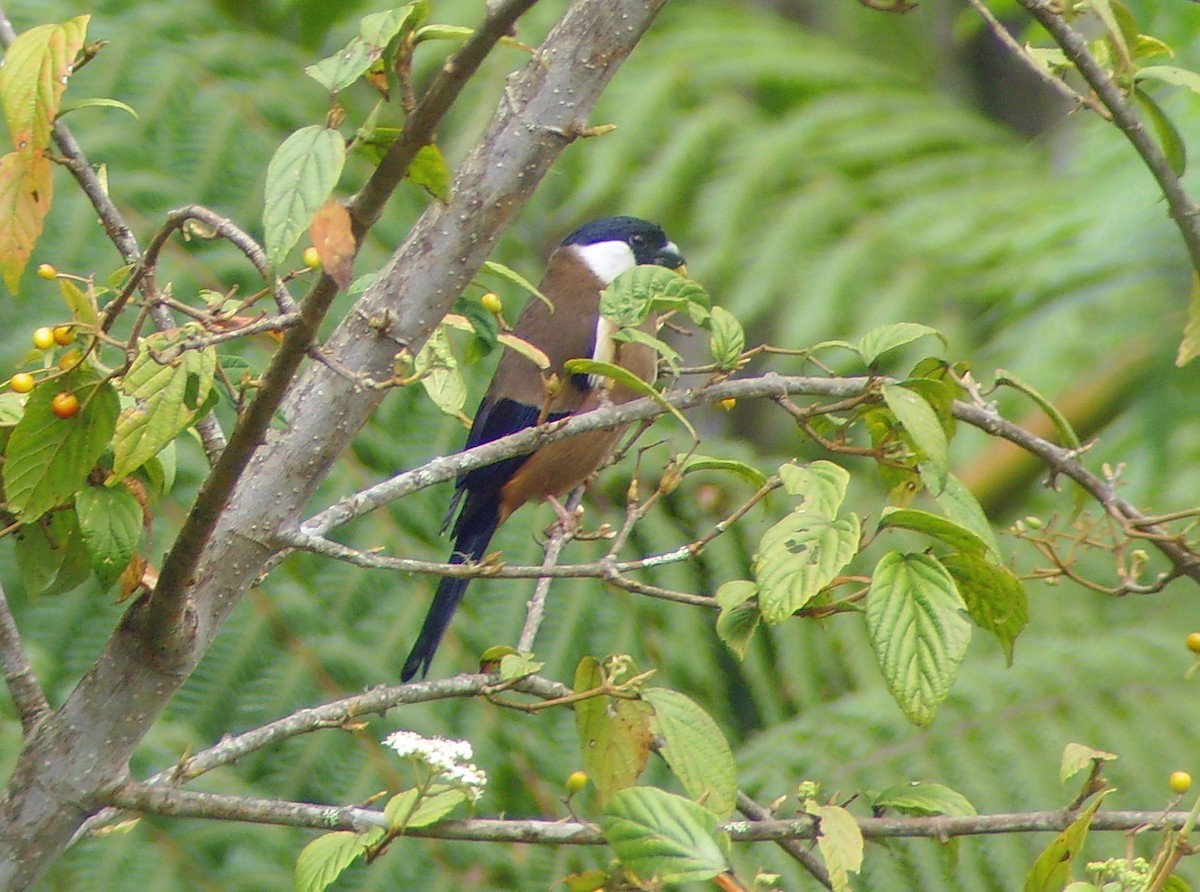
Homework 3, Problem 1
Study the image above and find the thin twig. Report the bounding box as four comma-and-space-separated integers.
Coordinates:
737, 792, 832, 890
517, 488, 584, 652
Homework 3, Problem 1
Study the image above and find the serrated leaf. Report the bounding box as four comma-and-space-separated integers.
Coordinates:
111, 332, 216, 480
75, 483, 143, 590
877, 507, 989, 556
1023, 793, 1108, 892
407, 143, 450, 203
0, 151, 53, 291
263, 126, 345, 266
856, 323, 944, 366
807, 802, 862, 892
480, 260, 551, 310
643, 688, 737, 820
754, 512, 860, 623
294, 829, 382, 892
4, 370, 118, 521
881, 383, 949, 493
1059, 742, 1118, 785
13, 508, 91, 597
872, 782, 977, 817
939, 552, 1027, 665
384, 785, 467, 830
778, 460, 850, 516
866, 552, 972, 727
675, 453, 767, 487
933, 473, 1003, 557
708, 305, 745, 369
601, 787, 728, 885
574, 657, 653, 805
600, 266, 710, 328
0, 16, 89, 157
1133, 86, 1186, 176
414, 325, 465, 418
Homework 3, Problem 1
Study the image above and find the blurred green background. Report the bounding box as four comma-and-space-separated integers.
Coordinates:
3, 0, 1200, 888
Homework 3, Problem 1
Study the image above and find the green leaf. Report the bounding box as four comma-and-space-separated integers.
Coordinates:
0, 391, 25, 426
993, 368, 1082, 450
1090, 0, 1131, 71
384, 785, 467, 830
480, 260, 551, 310
866, 552, 972, 727
13, 508, 91, 597
574, 657, 653, 806
0, 15, 89, 157
600, 266, 710, 328
111, 331, 216, 480
1059, 742, 1117, 786
778, 460, 850, 516
1178, 274, 1200, 367
563, 358, 695, 439
611, 327, 682, 370
856, 322, 944, 366
4, 370, 119, 521
1133, 87, 1186, 176
1023, 793, 1108, 892
807, 802, 862, 892
643, 688, 738, 820
675, 453, 767, 487
75, 483, 143, 590
708, 305, 745, 369
407, 143, 450, 202
294, 829, 382, 892
305, 38, 375, 93
58, 278, 99, 330
715, 596, 760, 660
753, 512, 860, 623
601, 787, 728, 885
881, 383, 949, 493
877, 507, 990, 556
1137, 65, 1200, 93
872, 782, 977, 817
933, 473, 1003, 558
359, 3, 423, 46
263, 126, 346, 266
939, 552, 1028, 665
498, 651, 542, 680
414, 325, 465, 418
57, 97, 139, 120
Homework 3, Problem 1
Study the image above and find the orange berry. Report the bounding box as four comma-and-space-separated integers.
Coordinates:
36, 263, 57, 280
50, 391, 79, 419
9, 373, 34, 394
32, 327, 55, 350
1170, 771, 1193, 794
52, 325, 74, 346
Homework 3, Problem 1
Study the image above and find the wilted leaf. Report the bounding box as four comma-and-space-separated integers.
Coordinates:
309, 199, 355, 288
0, 151, 52, 291
574, 656, 653, 805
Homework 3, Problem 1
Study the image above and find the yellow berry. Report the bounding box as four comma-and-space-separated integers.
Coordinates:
1170, 771, 1193, 794
481, 292, 503, 314
565, 771, 588, 795
9, 373, 34, 394
32, 327, 55, 350
57, 349, 83, 371
717, 397, 736, 411
36, 263, 57, 280
303, 246, 321, 270
1187, 632, 1200, 654
51, 391, 79, 419
52, 325, 74, 346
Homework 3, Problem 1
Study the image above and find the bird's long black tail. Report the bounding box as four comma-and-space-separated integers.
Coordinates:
401, 513, 499, 681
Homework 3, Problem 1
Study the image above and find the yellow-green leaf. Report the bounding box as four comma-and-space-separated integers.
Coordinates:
644, 688, 738, 820
415, 324, 465, 418
383, 785, 467, 830
881, 383, 949, 493
601, 788, 728, 885
294, 829, 382, 892
1059, 742, 1117, 786
263, 126, 345, 266
0, 15, 89, 157
1023, 793, 1109, 892
779, 460, 850, 516
0, 150, 53, 291
754, 512, 860, 623
574, 656, 652, 806
807, 802, 863, 892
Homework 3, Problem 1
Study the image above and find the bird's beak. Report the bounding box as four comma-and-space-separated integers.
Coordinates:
656, 241, 687, 278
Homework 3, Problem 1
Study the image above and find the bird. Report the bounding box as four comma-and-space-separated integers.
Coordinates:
400, 216, 686, 681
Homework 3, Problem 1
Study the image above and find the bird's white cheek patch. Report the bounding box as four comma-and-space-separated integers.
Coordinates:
574, 240, 636, 284
589, 317, 619, 387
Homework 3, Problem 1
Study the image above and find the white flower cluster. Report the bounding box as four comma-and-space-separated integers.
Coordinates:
383, 730, 488, 799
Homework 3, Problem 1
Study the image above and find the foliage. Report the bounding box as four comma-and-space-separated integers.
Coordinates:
1, 0, 1200, 890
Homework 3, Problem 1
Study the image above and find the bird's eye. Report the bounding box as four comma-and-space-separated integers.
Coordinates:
630, 233, 646, 247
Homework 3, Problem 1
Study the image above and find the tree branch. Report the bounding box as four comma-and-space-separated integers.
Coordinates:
1013, 0, 1200, 275
0, 581, 48, 735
